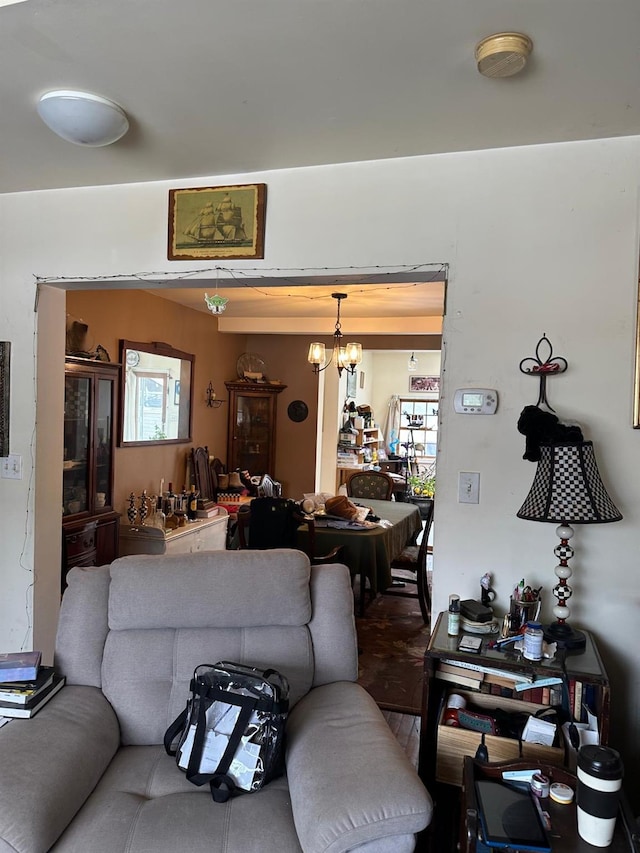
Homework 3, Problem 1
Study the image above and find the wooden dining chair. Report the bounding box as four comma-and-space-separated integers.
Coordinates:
385, 497, 434, 623
346, 470, 394, 501
236, 497, 344, 564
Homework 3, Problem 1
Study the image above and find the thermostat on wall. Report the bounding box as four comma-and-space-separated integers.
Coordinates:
454, 389, 498, 414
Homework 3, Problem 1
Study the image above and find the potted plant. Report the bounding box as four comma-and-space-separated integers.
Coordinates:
407, 472, 435, 498
407, 468, 435, 519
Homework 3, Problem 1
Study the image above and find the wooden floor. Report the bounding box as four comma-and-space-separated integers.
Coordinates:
382, 710, 420, 768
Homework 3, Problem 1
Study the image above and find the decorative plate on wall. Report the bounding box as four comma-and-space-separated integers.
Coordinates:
287, 400, 309, 422
236, 352, 265, 379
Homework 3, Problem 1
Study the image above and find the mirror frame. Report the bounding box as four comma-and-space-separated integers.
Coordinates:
118, 340, 195, 446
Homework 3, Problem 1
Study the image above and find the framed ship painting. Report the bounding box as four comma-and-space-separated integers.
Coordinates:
168, 183, 266, 260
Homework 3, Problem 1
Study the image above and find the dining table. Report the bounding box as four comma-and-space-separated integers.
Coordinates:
299, 498, 423, 616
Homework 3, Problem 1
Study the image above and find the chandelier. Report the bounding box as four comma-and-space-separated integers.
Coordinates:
307, 293, 362, 377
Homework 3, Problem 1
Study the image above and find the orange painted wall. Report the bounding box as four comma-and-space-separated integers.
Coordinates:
66, 290, 247, 515
65, 291, 439, 508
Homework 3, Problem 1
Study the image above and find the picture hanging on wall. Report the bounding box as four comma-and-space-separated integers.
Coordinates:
168, 183, 266, 260
409, 375, 440, 393
0, 341, 10, 456
346, 370, 357, 398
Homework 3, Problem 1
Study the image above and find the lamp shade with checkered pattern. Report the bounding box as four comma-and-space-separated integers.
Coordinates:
517, 441, 622, 524
517, 441, 621, 649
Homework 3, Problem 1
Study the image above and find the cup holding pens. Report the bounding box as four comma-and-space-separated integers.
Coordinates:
508, 593, 542, 634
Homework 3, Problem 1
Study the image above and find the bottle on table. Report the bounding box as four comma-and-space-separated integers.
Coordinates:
448, 594, 460, 637
187, 485, 199, 521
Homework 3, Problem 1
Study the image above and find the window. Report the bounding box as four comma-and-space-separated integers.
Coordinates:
398, 398, 438, 473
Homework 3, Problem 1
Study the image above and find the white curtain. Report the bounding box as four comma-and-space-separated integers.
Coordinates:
382, 395, 401, 455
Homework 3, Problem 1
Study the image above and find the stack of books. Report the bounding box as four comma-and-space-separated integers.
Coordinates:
436, 658, 564, 706
0, 651, 65, 719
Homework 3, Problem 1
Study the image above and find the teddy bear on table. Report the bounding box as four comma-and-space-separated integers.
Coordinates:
517, 405, 584, 462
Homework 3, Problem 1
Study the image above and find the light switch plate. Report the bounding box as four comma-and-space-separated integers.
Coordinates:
1, 454, 23, 480
458, 471, 480, 503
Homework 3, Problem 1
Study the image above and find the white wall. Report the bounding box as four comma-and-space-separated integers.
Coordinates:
370, 350, 442, 443
1, 136, 639, 796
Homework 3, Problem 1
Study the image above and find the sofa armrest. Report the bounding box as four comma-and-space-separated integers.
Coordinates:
285, 681, 432, 853
0, 685, 120, 853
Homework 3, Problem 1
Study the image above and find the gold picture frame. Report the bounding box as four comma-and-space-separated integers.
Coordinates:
168, 183, 266, 260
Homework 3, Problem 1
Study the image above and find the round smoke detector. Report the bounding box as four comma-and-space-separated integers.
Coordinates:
475, 32, 533, 78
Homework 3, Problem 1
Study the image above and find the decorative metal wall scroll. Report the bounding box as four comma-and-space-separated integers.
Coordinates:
519, 334, 567, 412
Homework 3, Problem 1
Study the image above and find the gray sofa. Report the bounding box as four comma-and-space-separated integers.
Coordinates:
0, 549, 432, 852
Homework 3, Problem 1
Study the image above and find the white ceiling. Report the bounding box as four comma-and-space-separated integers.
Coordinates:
148, 276, 446, 334
4, 0, 640, 197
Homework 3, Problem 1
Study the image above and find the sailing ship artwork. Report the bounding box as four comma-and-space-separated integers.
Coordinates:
168, 183, 266, 260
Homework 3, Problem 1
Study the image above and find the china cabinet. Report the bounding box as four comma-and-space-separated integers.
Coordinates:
62, 357, 121, 589
224, 381, 286, 476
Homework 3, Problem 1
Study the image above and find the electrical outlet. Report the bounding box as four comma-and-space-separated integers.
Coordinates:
458, 471, 480, 504
1, 454, 23, 480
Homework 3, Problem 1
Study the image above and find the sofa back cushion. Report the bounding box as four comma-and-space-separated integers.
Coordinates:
102, 550, 316, 744
56, 550, 359, 746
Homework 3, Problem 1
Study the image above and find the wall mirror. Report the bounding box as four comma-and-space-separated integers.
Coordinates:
119, 340, 194, 446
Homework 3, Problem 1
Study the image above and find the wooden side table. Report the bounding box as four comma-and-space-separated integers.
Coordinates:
419, 612, 611, 789
461, 757, 640, 852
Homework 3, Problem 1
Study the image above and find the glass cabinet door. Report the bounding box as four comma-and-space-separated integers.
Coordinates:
95, 377, 114, 509
232, 392, 274, 474
63, 360, 119, 518
63, 375, 90, 516
225, 381, 286, 478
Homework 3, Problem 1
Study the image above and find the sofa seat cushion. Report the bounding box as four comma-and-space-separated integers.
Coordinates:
52, 746, 303, 853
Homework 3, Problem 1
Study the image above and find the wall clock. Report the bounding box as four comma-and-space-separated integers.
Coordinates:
287, 400, 309, 423
126, 350, 140, 367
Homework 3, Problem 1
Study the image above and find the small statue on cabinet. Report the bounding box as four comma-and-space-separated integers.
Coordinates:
480, 572, 496, 608
127, 492, 138, 526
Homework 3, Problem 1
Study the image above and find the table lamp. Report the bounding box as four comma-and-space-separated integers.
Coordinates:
517, 441, 622, 649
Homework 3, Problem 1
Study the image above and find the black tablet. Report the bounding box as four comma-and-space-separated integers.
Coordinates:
475, 779, 551, 853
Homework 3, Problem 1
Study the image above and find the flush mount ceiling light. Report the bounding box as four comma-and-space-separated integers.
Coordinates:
36, 90, 129, 146
475, 32, 533, 78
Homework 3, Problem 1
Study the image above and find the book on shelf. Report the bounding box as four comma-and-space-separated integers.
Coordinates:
0, 674, 65, 718
435, 668, 483, 690
0, 651, 41, 683
514, 676, 564, 694
440, 658, 534, 683
573, 679, 583, 722
0, 665, 55, 705
483, 671, 520, 691
568, 678, 576, 718
517, 686, 545, 704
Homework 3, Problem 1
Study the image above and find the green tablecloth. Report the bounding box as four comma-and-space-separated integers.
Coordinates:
300, 498, 423, 596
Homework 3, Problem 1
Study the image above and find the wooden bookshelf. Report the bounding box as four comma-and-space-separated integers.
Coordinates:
419, 611, 611, 790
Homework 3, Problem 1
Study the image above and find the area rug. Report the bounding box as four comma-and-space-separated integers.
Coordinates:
356, 592, 431, 715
